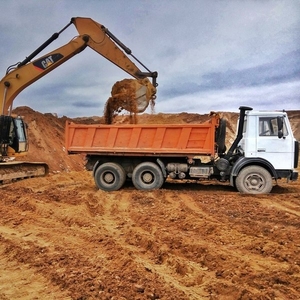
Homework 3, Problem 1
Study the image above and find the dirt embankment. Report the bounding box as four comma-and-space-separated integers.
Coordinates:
0, 106, 299, 299
13, 106, 299, 174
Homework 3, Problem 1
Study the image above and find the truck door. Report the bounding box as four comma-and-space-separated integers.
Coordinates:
256, 116, 294, 169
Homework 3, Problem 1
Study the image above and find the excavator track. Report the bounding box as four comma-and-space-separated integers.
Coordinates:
0, 161, 49, 183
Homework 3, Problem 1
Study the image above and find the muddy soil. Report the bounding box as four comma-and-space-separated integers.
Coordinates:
1, 172, 300, 300
0, 107, 299, 299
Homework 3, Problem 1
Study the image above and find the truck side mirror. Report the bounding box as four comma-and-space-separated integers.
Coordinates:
277, 116, 284, 139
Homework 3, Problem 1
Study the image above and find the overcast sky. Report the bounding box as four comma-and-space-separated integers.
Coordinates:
0, 0, 299, 117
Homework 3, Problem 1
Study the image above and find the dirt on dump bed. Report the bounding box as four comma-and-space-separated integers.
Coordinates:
0, 107, 299, 299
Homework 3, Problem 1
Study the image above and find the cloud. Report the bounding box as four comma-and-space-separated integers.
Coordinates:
0, 0, 299, 117
196, 50, 300, 91
156, 80, 300, 114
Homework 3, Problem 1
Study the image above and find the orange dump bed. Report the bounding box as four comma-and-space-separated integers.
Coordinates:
65, 115, 219, 157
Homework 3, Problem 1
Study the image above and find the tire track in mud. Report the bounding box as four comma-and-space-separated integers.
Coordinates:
260, 196, 300, 218
96, 190, 210, 299
0, 177, 192, 299
0, 173, 300, 299
0, 242, 71, 300
0, 178, 125, 299
95, 188, 299, 299
180, 190, 297, 299
182, 189, 300, 299
120, 185, 300, 299
0, 189, 96, 299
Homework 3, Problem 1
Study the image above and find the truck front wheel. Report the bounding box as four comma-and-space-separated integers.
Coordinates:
94, 162, 126, 191
132, 162, 164, 190
235, 165, 273, 194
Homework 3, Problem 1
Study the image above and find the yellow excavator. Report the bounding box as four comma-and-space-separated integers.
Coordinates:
0, 17, 158, 181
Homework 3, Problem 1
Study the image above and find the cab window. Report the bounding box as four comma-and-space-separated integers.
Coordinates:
14, 118, 27, 142
259, 117, 288, 137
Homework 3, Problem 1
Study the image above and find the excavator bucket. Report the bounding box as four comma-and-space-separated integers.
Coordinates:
135, 84, 151, 112
104, 78, 156, 124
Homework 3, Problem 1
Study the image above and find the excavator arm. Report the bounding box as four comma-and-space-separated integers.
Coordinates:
0, 17, 158, 116
73, 17, 157, 83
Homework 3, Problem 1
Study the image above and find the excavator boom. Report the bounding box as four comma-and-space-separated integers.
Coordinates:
0, 17, 158, 181
73, 17, 156, 81
1, 35, 88, 115
1, 17, 157, 116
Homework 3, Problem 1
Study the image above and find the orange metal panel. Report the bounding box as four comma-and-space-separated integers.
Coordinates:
65, 114, 219, 157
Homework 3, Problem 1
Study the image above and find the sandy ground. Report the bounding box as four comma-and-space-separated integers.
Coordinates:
0, 107, 299, 299
0, 172, 300, 299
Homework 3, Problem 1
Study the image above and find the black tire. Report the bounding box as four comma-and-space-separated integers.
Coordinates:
132, 162, 164, 190
94, 162, 126, 191
235, 166, 273, 194
216, 118, 226, 154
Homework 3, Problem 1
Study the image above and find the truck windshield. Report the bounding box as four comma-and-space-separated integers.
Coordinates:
259, 117, 288, 137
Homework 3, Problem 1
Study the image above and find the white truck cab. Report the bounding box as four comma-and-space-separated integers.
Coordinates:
230, 107, 299, 193
240, 110, 297, 170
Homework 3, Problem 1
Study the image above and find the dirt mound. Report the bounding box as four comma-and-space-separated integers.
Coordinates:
13, 106, 84, 173
288, 110, 300, 141
12, 107, 300, 174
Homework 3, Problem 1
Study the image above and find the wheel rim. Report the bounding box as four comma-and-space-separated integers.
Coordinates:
244, 173, 265, 192
103, 171, 115, 184
141, 171, 154, 184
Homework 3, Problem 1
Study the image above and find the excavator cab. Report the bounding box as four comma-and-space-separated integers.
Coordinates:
0, 115, 28, 159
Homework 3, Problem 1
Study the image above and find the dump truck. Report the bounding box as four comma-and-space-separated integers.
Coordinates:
65, 106, 299, 194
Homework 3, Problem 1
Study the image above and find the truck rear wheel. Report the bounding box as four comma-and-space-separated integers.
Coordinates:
235, 165, 273, 194
132, 162, 164, 190
94, 162, 126, 191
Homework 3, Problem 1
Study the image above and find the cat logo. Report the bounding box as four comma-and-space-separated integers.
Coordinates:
33, 53, 64, 71
41, 56, 54, 68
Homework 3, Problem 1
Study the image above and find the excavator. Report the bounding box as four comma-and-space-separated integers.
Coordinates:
0, 17, 158, 182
